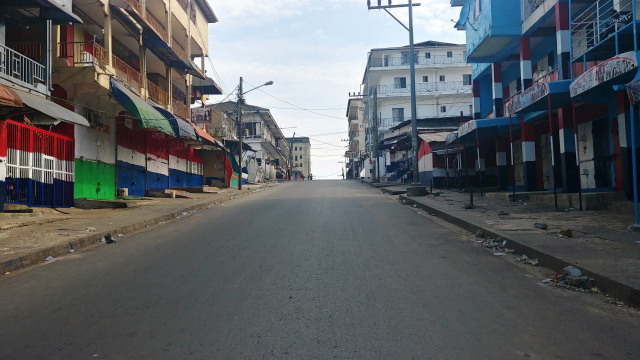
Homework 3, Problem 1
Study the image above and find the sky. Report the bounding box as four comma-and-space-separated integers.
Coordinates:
204, 0, 466, 180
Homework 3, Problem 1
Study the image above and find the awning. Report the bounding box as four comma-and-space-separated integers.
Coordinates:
2, 0, 85, 24
152, 105, 198, 141
143, 35, 194, 71
192, 77, 223, 95
445, 131, 458, 145
191, 122, 226, 149
571, 51, 639, 98
505, 79, 571, 116
0, 84, 23, 107
456, 117, 514, 144
14, 89, 90, 127
110, 78, 176, 137
418, 132, 450, 143
187, 60, 206, 79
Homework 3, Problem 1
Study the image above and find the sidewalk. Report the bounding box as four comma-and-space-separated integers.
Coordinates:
365, 180, 640, 308
0, 184, 274, 274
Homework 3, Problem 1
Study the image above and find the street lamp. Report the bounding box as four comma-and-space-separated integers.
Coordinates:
368, 0, 422, 187
237, 77, 274, 190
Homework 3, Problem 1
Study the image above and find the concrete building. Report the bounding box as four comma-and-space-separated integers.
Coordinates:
346, 97, 367, 179
286, 137, 311, 180
212, 102, 290, 183
361, 40, 473, 183
448, 0, 640, 208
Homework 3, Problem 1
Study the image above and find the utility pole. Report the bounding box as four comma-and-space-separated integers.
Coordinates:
237, 77, 244, 190
368, 0, 423, 188
372, 88, 379, 183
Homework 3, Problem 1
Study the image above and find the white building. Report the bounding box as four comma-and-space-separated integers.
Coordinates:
286, 137, 311, 180
346, 97, 368, 179
362, 40, 473, 180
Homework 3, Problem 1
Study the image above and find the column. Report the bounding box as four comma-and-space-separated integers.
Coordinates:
496, 138, 509, 190
521, 119, 537, 191
520, 37, 532, 90
558, 107, 579, 192
492, 63, 503, 117
617, 92, 633, 198
473, 80, 481, 119
556, 2, 571, 80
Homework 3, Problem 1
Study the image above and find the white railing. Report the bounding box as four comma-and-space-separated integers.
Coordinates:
522, 0, 547, 21
0, 43, 45, 88
377, 81, 471, 95
571, 0, 637, 59
369, 54, 466, 68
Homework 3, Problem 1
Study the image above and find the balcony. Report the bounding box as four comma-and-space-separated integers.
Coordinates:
173, 97, 188, 119
113, 55, 141, 92
59, 41, 109, 68
171, 38, 187, 59
114, 0, 168, 42
376, 81, 471, 96
0, 43, 45, 89
571, 0, 638, 60
147, 80, 169, 108
369, 54, 466, 69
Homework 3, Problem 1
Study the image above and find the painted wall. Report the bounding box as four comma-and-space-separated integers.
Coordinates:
74, 119, 117, 200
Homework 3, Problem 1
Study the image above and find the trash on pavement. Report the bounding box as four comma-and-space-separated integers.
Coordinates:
45, 256, 54, 261
105, 234, 116, 244
493, 252, 505, 256
534, 223, 548, 230
497, 210, 509, 216
502, 239, 507, 247
85, 227, 96, 232
475, 230, 484, 238
559, 229, 573, 237
627, 224, 640, 232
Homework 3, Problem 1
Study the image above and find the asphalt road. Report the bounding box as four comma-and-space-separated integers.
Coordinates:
0, 180, 639, 359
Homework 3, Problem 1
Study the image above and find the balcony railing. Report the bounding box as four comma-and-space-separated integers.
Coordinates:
145, 11, 168, 42
171, 38, 187, 59
113, 55, 141, 92
0, 43, 45, 88
175, 0, 196, 23
376, 81, 471, 96
7, 42, 42, 63
571, 0, 637, 59
503, 68, 559, 115
173, 97, 188, 119
522, 0, 547, 21
369, 54, 466, 68
147, 80, 169, 108
59, 41, 109, 68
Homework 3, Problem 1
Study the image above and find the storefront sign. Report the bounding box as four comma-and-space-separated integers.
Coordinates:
505, 82, 549, 114
191, 107, 211, 125
570, 51, 638, 97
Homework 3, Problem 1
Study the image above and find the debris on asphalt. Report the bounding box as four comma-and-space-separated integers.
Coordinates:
69, 249, 74, 253
464, 203, 475, 209
475, 230, 484, 238
606, 298, 626, 307
493, 252, 505, 256
85, 227, 96, 232
480, 238, 515, 254
412, 204, 418, 208
541, 265, 598, 292
502, 239, 507, 247
117, 233, 123, 237
4, 272, 10, 275
99, 237, 105, 242
105, 233, 116, 244
417, 212, 422, 215
45, 256, 54, 261
627, 224, 640, 232
559, 229, 573, 237
497, 210, 509, 216
534, 222, 548, 230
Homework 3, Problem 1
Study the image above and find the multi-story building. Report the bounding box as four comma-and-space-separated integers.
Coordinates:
212, 102, 290, 183
0, 0, 226, 209
361, 40, 473, 183
346, 97, 367, 179
449, 0, 640, 207
286, 137, 311, 180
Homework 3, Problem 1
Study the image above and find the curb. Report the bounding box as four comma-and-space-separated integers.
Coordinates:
1, 187, 262, 274
397, 194, 640, 308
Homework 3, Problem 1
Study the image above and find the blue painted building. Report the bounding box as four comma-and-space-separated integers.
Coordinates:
450, 0, 640, 209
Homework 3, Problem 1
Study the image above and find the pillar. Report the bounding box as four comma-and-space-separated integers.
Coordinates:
556, 2, 571, 80
558, 107, 579, 192
520, 37, 532, 90
473, 80, 481, 119
617, 92, 634, 198
521, 119, 537, 191
496, 138, 509, 190
492, 63, 503, 117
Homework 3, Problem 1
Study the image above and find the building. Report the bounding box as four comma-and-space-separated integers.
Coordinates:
0, 0, 226, 210
287, 137, 311, 180
361, 40, 473, 183
449, 0, 640, 208
211, 102, 290, 183
346, 97, 367, 179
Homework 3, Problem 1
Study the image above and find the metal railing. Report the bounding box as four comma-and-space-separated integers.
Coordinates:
113, 55, 141, 92
7, 42, 42, 62
171, 38, 187, 59
145, 11, 168, 42
0, 43, 45, 88
376, 81, 471, 95
369, 54, 466, 68
58, 41, 109, 68
571, 0, 637, 59
175, 0, 196, 23
173, 97, 188, 119
147, 80, 169, 108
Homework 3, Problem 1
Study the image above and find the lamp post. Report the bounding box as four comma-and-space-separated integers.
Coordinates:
237, 77, 274, 190
368, 0, 422, 186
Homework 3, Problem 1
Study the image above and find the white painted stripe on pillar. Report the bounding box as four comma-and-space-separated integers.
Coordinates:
496, 152, 507, 166
0, 155, 5, 181
618, 113, 628, 148
474, 97, 481, 112
117, 145, 146, 168
520, 60, 532, 81
559, 128, 566, 153
147, 153, 169, 176
557, 30, 571, 53
522, 141, 536, 162
493, 83, 503, 98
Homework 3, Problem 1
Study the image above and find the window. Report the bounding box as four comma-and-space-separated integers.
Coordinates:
463, 74, 472, 85
473, 0, 481, 18
392, 108, 405, 123
295, 155, 298, 161
439, 75, 446, 82
425, 52, 431, 59
394, 77, 407, 89
401, 51, 418, 64
447, 51, 453, 58
440, 106, 447, 113
423, 76, 429, 83
384, 55, 390, 67
295, 146, 297, 151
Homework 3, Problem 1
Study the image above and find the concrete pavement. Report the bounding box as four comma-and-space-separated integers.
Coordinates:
366, 180, 640, 308
0, 184, 274, 274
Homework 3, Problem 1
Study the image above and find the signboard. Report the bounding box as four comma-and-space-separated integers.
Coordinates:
570, 51, 638, 97
191, 107, 211, 125
458, 120, 478, 138
505, 82, 549, 115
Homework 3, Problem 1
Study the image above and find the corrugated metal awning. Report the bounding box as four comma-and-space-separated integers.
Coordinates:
15, 89, 89, 127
